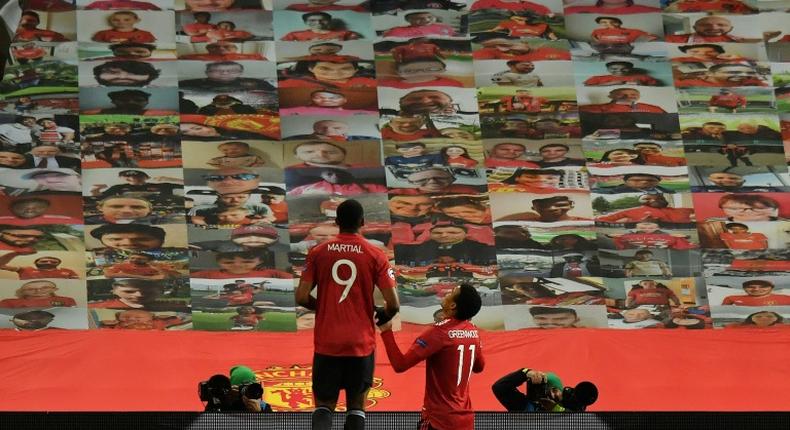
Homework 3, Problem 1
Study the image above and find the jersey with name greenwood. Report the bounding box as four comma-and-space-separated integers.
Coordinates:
303, 233, 396, 356
381, 318, 484, 430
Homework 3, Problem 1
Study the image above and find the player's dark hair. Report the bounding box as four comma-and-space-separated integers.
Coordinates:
539, 143, 569, 151
119, 169, 149, 178
743, 279, 774, 288
623, 173, 660, 181
724, 222, 748, 229
109, 42, 156, 52
219, 141, 249, 148
193, 12, 211, 19
22, 11, 40, 21
744, 311, 782, 325
15, 116, 35, 124
14, 310, 54, 321
605, 61, 633, 68
90, 224, 165, 242
405, 11, 435, 19
93, 60, 161, 79
302, 12, 331, 21
678, 44, 724, 54
108, 89, 150, 100
454, 283, 482, 321
11, 197, 49, 207
532, 196, 571, 207
630, 280, 669, 290
595, 16, 622, 24
336, 199, 364, 232
635, 250, 653, 256
216, 21, 236, 29
206, 61, 243, 70
34, 256, 61, 264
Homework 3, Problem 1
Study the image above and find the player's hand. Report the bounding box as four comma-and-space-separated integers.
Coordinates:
374, 306, 394, 328
378, 319, 393, 332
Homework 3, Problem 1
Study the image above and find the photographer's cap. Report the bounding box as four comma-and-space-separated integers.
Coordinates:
546, 372, 563, 391
229, 365, 257, 385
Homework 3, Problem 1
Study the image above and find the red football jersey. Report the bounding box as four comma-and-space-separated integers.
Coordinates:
0, 296, 76, 308
17, 267, 79, 279
710, 94, 747, 108
721, 294, 790, 306
591, 28, 650, 44
92, 29, 156, 43
381, 318, 485, 430
303, 233, 396, 356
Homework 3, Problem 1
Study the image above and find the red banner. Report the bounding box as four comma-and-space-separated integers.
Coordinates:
2, 327, 790, 412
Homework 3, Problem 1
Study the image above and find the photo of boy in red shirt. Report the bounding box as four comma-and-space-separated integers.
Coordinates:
91, 11, 156, 43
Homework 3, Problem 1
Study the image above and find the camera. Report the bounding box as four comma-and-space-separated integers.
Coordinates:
238, 382, 264, 400
199, 374, 232, 411
198, 374, 264, 412
525, 379, 551, 401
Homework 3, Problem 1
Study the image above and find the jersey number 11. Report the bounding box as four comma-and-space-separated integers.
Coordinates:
456, 344, 476, 386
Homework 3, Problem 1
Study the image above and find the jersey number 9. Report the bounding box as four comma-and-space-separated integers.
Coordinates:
332, 259, 357, 303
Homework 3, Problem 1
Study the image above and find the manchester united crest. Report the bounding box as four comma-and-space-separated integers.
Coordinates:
256, 364, 391, 412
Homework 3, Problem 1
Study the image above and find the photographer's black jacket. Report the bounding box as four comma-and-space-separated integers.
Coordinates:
492, 368, 536, 412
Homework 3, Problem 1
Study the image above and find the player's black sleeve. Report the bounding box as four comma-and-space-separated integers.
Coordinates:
492, 368, 530, 412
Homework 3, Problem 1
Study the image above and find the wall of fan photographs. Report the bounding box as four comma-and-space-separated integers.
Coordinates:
1, 0, 789, 333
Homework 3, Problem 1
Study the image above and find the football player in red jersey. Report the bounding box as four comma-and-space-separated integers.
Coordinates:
378, 284, 484, 430
295, 200, 400, 430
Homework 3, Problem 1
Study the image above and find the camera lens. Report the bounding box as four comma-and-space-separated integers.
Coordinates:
241, 382, 264, 399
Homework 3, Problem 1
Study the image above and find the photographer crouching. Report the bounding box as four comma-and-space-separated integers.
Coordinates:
199, 365, 273, 412
492, 368, 598, 412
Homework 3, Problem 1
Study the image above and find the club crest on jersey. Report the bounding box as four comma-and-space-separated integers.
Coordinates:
257, 364, 391, 411
387, 268, 395, 279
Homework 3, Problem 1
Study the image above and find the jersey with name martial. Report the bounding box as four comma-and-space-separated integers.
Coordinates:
417, 318, 484, 430
304, 233, 396, 357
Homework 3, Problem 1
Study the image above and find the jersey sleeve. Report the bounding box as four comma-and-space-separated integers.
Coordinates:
301, 247, 318, 286
380, 326, 445, 372
472, 339, 485, 373
375, 252, 396, 290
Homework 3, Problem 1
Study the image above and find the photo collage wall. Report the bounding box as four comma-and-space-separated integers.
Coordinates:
1, 0, 789, 332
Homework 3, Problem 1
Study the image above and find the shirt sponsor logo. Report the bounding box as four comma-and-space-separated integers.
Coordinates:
416, 338, 428, 348
327, 243, 363, 253
448, 330, 478, 339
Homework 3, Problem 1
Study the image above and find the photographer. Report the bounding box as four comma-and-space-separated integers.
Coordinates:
492, 368, 598, 412
199, 365, 272, 412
